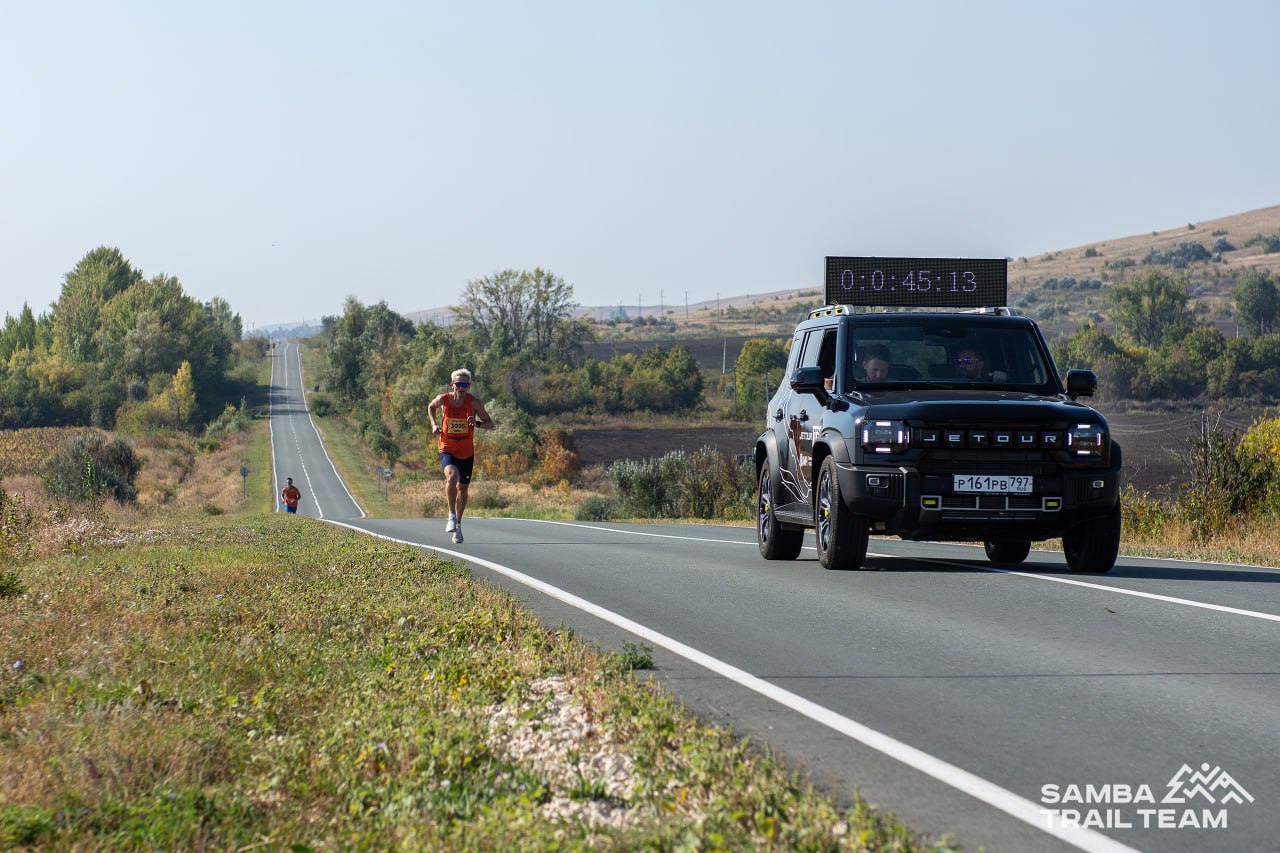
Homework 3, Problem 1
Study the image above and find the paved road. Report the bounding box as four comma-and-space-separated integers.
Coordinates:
269, 344, 1280, 853
268, 342, 364, 520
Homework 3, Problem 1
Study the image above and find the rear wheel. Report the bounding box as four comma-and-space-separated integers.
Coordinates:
984, 539, 1031, 564
815, 456, 868, 570
758, 465, 803, 560
1063, 501, 1121, 573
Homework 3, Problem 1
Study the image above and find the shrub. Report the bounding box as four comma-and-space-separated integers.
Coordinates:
1179, 414, 1268, 542
608, 454, 684, 518
607, 449, 754, 520
309, 393, 334, 417
1, 484, 35, 568
1120, 484, 1169, 539
575, 496, 616, 521
200, 502, 224, 516
361, 417, 400, 465
536, 426, 579, 483
43, 433, 141, 503
469, 488, 512, 510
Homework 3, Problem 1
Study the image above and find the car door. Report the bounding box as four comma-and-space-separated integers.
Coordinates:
779, 326, 835, 511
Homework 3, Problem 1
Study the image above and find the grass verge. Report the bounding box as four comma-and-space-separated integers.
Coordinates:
0, 515, 949, 851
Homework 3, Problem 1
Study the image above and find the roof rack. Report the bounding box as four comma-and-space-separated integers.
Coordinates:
807, 304, 1018, 320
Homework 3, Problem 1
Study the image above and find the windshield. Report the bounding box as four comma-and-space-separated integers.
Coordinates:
848, 320, 1054, 390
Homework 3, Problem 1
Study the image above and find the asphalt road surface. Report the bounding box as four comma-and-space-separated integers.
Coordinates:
269, 343, 1280, 853
269, 342, 365, 521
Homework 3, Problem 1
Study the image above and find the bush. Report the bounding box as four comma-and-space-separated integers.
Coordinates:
575, 496, 616, 521
1120, 484, 1169, 539
43, 433, 141, 503
469, 488, 512, 510
309, 394, 334, 417
607, 448, 754, 520
608, 454, 684, 518
1, 484, 35, 569
535, 426, 579, 483
1179, 414, 1268, 542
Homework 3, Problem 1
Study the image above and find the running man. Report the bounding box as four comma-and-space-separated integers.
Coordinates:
427, 368, 495, 543
280, 477, 301, 513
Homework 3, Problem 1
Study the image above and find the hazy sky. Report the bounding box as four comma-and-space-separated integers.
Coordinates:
3, 1, 1277, 330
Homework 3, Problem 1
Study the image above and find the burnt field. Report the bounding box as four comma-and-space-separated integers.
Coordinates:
568, 411, 1261, 499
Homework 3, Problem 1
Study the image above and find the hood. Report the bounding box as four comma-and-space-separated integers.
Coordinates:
848, 388, 1108, 425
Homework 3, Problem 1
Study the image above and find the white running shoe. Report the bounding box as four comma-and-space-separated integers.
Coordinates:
452, 525, 463, 544
445, 514, 456, 533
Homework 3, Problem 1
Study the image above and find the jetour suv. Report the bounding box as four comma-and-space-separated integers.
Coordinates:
755, 260, 1122, 573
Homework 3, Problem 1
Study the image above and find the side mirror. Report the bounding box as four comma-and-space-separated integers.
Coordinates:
790, 366, 831, 405
1065, 369, 1097, 400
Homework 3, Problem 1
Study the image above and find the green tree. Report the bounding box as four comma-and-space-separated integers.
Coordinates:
736, 338, 789, 377
452, 268, 586, 362
172, 360, 198, 423
1109, 270, 1193, 348
1233, 268, 1280, 336
0, 304, 41, 362
52, 247, 142, 363
734, 338, 789, 417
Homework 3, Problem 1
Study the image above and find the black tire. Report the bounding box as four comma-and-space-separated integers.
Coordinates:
815, 456, 869, 570
758, 465, 803, 560
1063, 501, 1121, 573
984, 539, 1031, 564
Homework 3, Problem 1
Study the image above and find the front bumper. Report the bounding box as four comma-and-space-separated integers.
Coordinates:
834, 460, 1120, 541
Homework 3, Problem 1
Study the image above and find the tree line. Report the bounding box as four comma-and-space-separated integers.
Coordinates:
0, 246, 250, 430
313, 268, 704, 468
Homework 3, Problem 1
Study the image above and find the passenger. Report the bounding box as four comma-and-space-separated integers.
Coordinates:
860, 344, 891, 381
954, 347, 1007, 382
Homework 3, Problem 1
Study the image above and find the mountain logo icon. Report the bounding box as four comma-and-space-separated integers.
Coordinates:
1163, 763, 1255, 805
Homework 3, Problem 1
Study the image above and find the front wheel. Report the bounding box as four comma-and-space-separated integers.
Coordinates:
815, 456, 868, 570
758, 465, 803, 560
1063, 501, 1121, 573
984, 539, 1031, 564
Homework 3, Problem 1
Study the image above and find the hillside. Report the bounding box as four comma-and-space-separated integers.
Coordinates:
586, 204, 1280, 342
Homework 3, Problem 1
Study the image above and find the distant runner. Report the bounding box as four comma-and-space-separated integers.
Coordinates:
427, 368, 495, 544
281, 477, 301, 513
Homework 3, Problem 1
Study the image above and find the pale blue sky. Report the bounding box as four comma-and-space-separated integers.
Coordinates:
3, 1, 1277, 330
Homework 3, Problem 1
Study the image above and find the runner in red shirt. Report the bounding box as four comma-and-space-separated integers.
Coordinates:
427, 368, 495, 544
280, 477, 302, 513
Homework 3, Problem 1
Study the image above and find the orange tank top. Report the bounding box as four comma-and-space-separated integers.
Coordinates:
437, 394, 476, 457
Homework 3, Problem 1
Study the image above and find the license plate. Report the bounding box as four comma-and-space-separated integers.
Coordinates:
954, 474, 1033, 494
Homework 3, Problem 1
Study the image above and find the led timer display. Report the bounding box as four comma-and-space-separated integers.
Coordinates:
825, 257, 1008, 308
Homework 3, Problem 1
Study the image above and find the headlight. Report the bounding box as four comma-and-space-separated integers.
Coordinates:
1067, 423, 1107, 457
861, 419, 909, 454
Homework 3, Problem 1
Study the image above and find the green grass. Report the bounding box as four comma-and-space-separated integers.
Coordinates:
0, 515, 948, 851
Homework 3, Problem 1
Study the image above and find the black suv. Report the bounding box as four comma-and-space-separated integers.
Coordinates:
755, 258, 1122, 572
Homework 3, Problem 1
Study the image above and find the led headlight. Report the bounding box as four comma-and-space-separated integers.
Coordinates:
861, 419, 909, 454
1067, 423, 1107, 457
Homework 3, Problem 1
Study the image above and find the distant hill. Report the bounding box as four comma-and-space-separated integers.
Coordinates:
285, 205, 1280, 340
1006, 204, 1280, 337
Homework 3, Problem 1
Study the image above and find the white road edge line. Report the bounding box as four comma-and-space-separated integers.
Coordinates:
321, 518, 1137, 853
293, 340, 368, 514
522, 520, 1280, 624
291, 342, 366, 519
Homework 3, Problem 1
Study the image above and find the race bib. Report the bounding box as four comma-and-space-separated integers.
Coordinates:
446, 419, 469, 434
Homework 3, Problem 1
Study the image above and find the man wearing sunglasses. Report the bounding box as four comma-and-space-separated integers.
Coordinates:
954, 347, 1007, 382
427, 368, 496, 543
